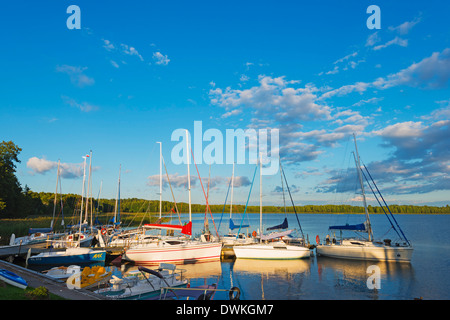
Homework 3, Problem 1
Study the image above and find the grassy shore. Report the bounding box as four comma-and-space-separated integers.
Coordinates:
0, 282, 65, 300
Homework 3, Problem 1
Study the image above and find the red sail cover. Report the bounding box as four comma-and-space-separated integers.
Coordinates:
143, 221, 192, 235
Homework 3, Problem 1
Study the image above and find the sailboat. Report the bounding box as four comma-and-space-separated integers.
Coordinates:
233, 155, 311, 260
26, 153, 106, 266
316, 134, 413, 262
10, 160, 65, 248
101, 164, 152, 248
51, 153, 95, 248
122, 134, 222, 266
221, 163, 258, 246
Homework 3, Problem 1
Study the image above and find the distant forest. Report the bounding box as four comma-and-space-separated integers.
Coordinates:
9, 191, 450, 221
1, 140, 449, 221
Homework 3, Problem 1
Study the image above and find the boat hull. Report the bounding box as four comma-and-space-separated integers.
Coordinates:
233, 243, 311, 260
27, 248, 106, 265
123, 241, 222, 265
0, 269, 27, 289
316, 243, 413, 262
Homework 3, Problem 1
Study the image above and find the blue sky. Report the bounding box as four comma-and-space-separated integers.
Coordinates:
1, 1, 449, 208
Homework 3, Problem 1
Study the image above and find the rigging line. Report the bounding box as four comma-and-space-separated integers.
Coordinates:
205, 165, 211, 225
280, 162, 287, 217
161, 155, 181, 225
189, 147, 220, 238
236, 165, 258, 238
363, 163, 410, 245
360, 167, 401, 240
218, 175, 233, 231
280, 163, 304, 239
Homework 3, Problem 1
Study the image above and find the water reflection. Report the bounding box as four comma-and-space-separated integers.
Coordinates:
230, 259, 311, 300
315, 256, 415, 299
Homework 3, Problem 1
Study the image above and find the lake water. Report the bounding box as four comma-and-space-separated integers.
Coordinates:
175, 213, 450, 300
24, 213, 450, 300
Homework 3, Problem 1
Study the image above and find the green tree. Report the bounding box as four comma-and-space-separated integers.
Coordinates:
0, 141, 23, 217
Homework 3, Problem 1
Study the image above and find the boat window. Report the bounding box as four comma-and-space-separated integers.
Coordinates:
165, 241, 183, 245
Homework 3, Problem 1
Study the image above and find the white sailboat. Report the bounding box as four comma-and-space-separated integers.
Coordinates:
221, 162, 258, 246
122, 134, 222, 266
27, 153, 106, 266
233, 155, 310, 260
316, 134, 413, 262
10, 160, 65, 248
51, 153, 94, 248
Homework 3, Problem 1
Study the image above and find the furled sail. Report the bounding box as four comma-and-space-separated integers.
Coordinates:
144, 221, 192, 235
229, 219, 249, 230
328, 222, 366, 232
261, 229, 293, 240
266, 217, 288, 231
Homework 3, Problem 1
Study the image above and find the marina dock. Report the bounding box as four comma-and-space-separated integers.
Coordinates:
0, 259, 108, 300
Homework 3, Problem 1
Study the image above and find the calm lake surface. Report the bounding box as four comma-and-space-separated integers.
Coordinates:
176, 213, 450, 300
24, 213, 450, 300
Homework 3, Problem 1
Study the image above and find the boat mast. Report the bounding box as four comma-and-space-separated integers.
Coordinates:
259, 152, 263, 244
85, 150, 92, 227
353, 133, 373, 241
114, 164, 121, 226
186, 130, 192, 226
157, 142, 162, 220
51, 159, 61, 229
79, 155, 88, 235
229, 162, 235, 234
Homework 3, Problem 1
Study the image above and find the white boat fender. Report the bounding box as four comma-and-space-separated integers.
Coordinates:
229, 287, 240, 300
9, 234, 16, 246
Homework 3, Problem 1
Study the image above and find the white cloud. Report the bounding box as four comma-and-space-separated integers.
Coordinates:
152, 52, 170, 65
147, 174, 250, 190
373, 36, 408, 51
121, 44, 144, 61
373, 121, 423, 138
27, 157, 56, 174
334, 52, 358, 65
375, 48, 450, 89
366, 32, 380, 47
240, 74, 249, 82
210, 75, 330, 123
389, 17, 421, 35
102, 39, 115, 51
62, 95, 99, 112
320, 48, 450, 99
56, 65, 95, 87
27, 157, 89, 179
221, 109, 243, 118
320, 82, 370, 99
110, 60, 119, 68
352, 97, 383, 107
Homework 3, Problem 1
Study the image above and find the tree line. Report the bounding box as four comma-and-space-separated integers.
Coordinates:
7, 190, 450, 219
1, 141, 449, 221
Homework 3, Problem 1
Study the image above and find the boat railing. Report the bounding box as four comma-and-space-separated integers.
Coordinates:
157, 284, 241, 300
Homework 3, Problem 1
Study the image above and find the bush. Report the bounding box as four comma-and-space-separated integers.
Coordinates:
25, 286, 49, 300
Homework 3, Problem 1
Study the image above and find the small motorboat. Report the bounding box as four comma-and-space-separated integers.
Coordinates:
94, 263, 187, 299
43, 265, 81, 280
0, 269, 28, 290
